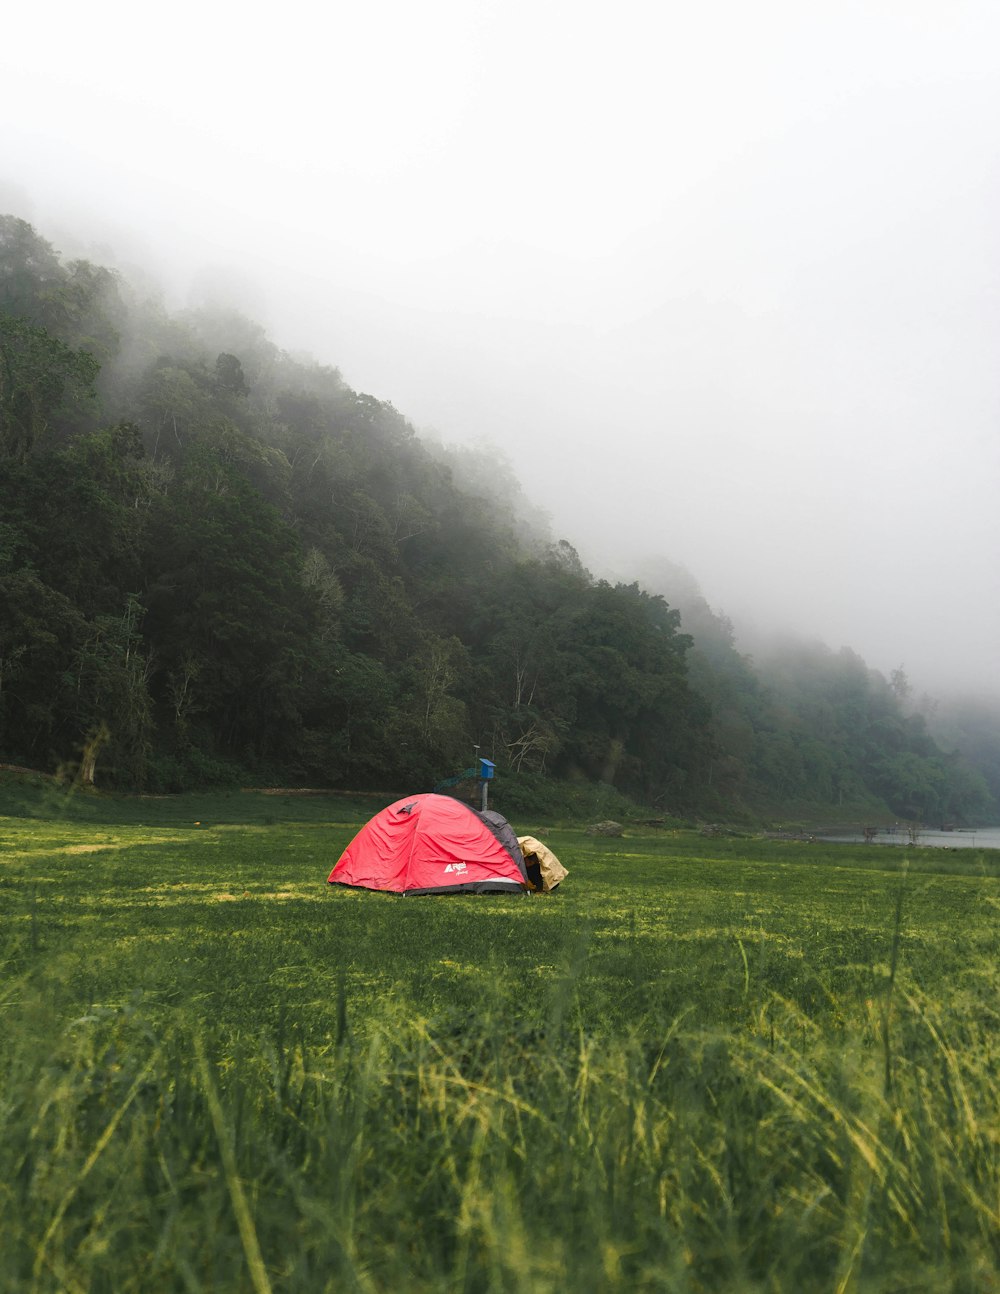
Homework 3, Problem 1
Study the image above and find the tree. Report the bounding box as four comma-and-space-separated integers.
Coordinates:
136, 363, 210, 453
0, 317, 98, 459
214, 352, 247, 396
69, 595, 153, 785
1, 424, 151, 618
412, 634, 470, 755
889, 666, 912, 706
143, 448, 312, 764
0, 537, 85, 764
0, 216, 65, 326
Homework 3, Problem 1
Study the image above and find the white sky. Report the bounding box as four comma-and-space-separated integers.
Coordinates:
2, 0, 999, 695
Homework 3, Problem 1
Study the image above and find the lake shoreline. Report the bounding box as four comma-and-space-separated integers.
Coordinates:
815, 824, 1000, 849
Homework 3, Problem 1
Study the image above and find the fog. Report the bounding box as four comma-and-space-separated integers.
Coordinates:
3, 1, 999, 696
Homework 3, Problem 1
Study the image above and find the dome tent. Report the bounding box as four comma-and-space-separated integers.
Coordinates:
328, 793, 532, 895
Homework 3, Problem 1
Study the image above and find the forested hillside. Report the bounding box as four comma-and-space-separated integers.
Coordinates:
0, 215, 993, 822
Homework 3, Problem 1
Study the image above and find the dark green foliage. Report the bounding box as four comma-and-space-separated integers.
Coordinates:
0, 216, 714, 799
0, 215, 74, 330
0, 315, 99, 459
5, 424, 149, 615
0, 545, 85, 762
640, 564, 996, 823
0, 213, 996, 820
143, 446, 311, 761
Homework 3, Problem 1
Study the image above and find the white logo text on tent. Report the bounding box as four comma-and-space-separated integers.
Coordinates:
443, 862, 468, 874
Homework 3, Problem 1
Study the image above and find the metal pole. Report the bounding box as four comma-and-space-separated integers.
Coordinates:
474, 743, 486, 811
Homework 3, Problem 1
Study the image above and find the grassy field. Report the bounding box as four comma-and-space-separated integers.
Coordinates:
1, 776, 997, 1292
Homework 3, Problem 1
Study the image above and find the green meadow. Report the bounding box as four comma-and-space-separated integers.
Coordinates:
1, 778, 997, 1293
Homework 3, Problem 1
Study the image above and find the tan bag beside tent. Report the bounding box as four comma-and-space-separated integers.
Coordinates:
517, 835, 568, 893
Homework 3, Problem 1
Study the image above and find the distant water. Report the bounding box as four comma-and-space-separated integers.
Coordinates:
822, 826, 1000, 850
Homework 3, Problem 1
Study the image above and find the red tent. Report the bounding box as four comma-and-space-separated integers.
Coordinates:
328, 793, 530, 895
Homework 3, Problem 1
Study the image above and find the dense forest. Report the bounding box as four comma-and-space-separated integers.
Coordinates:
1, 214, 995, 823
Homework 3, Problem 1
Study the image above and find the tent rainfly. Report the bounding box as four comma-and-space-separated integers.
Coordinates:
327, 793, 565, 895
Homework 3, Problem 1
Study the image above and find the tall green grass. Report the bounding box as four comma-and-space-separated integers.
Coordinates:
1, 783, 997, 1291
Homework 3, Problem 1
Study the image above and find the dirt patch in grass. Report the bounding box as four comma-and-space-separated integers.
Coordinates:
211, 890, 302, 901
245, 788, 336, 796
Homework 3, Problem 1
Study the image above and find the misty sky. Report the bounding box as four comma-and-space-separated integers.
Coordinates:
3, 1, 998, 695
